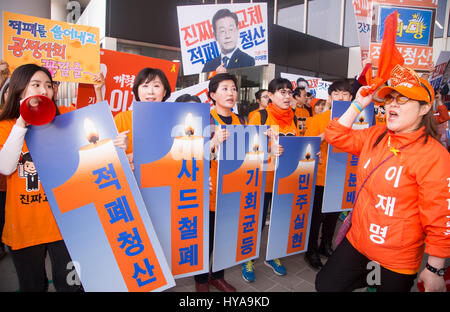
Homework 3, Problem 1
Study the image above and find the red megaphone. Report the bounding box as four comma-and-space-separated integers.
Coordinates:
20, 95, 56, 126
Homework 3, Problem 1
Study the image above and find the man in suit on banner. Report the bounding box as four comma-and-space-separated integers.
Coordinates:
202, 9, 255, 73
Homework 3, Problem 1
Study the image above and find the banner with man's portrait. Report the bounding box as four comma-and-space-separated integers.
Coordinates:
177, 3, 268, 75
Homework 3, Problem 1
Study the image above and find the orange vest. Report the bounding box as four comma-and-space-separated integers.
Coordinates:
325, 119, 450, 272
209, 108, 244, 211
0, 106, 75, 250
248, 108, 299, 193
114, 110, 133, 154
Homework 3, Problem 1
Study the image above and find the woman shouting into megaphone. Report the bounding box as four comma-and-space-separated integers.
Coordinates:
0, 64, 127, 292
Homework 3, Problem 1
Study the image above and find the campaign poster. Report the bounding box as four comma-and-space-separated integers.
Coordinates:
133, 101, 210, 279
352, 0, 373, 63
3, 11, 99, 83
25, 102, 175, 292
167, 80, 212, 107
177, 3, 268, 75
322, 101, 374, 213
77, 49, 180, 115
213, 125, 268, 272
266, 136, 320, 261
369, 0, 437, 71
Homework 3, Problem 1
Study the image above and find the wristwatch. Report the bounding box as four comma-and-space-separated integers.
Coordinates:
425, 263, 446, 277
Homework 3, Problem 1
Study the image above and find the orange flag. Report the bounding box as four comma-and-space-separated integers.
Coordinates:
357, 62, 372, 86
361, 11, 404, 96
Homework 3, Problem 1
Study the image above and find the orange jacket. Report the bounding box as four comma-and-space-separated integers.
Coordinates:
0, 106, 75, 250
325, 119, 450, 272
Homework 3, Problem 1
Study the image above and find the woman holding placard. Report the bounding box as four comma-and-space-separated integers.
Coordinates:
0, 64, 81, 292
114, 67, 172, 158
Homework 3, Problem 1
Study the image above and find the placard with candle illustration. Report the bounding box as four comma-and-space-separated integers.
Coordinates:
133, 101, 210, 279
322, 101, 374, 213
266, 136, 320, 261
24, 102, 174, 292
212, 125, 268, 273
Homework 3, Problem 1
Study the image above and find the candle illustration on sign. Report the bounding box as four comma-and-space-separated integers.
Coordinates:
53, 117, 168, 291
84, 118, 99, 144
170, 112, 203, 160
352, 110, 369, 130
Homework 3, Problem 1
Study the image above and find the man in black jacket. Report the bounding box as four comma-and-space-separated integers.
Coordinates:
202, 9, 255, 73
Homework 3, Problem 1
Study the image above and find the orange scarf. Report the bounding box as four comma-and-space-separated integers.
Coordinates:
266, 103, 294, 128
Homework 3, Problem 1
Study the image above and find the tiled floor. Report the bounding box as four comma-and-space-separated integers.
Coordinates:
0, 220, 441, 292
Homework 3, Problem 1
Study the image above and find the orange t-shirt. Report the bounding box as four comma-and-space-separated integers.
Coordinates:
247, 108, 261, 122
294, 106, 311, 119
0, 106, 75, 250
248, 109, 299, 193
114, 110, 133, 154
374, 101, 386, 126
304, 110, 331, 187
294, 106, 311, 136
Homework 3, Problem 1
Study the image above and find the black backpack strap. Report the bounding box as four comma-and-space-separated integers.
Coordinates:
258, 109, 268, 125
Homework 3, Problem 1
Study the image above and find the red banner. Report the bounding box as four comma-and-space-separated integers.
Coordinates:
77, 49, 179, 115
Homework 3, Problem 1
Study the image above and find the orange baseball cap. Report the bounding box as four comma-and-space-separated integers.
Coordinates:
377, 65, 434, 103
